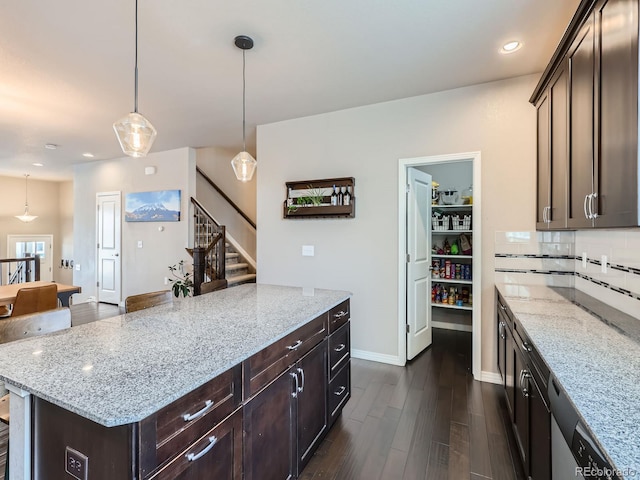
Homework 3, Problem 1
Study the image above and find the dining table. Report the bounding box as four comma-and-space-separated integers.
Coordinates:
0, 281, 82, 308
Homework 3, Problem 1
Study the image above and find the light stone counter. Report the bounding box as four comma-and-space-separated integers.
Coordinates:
496, 283, 640, 475
0, 284, 350, 427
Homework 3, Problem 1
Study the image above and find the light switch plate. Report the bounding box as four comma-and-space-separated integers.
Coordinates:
137, 240, 143, 248
75, 264, 81, 271
601, 255, 608, 273
302, 245, 315, 257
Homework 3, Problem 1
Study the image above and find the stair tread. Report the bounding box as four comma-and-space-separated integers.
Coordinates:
227, 273, 256, 287
226, 262, 249, 271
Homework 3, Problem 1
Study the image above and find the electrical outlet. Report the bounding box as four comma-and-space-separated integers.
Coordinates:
601, 255, 608, 274
582, 252, 587, 269
65, 447, 88, 480
164, 277, 169, 285
137, 240, 143, 248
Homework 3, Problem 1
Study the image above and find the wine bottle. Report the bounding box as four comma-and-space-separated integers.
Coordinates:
338, 186, 344, 205
344, 186, 351, 206
331, 185, 338, 206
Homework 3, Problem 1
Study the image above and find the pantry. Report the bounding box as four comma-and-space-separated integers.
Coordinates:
399, 152, 481, 376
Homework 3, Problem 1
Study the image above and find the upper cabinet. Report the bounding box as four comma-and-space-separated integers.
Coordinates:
531, 0, 640, 229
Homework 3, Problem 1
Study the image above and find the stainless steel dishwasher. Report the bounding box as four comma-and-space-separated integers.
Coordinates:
548, 374, 619, 480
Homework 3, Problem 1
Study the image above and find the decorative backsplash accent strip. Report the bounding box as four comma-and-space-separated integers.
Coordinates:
494, 252, 640, 304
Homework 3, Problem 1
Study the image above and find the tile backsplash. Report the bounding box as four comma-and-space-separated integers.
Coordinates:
495, 230, 640, 320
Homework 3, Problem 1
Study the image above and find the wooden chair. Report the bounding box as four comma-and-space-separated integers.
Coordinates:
0, 307, 71, 479
10, 283, 58, 317
0, 306, 9, 318
124, 290, 173, 313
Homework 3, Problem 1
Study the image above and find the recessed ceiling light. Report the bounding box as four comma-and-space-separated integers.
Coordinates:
82, 153, 95, 158
44, 143, 58, 150
32, 163, 44, 167
501, 41, 522, 54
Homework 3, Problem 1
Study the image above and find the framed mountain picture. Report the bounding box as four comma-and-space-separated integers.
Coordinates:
125, 190, 181, 222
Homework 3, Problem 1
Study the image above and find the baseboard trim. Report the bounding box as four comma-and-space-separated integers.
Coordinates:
432, 321, 473, 332
480, 371, 503, 384
351, 349, 405, 366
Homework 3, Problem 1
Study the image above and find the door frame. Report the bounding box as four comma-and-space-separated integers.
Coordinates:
397, 151, 482, 379
96, 191, 122, 305
6, 234, 54, 282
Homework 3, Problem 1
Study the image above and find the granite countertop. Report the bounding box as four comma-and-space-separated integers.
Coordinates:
496, 283, 640, 474
0, 284, 350, 427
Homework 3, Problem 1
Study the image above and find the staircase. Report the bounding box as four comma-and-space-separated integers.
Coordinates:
190, 197, 256, 291
224, 243, 256, 287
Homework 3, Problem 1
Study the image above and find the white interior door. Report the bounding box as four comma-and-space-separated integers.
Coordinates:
406, 168, 432, 360
6, 235, 53, 282
97, 192, 121, 304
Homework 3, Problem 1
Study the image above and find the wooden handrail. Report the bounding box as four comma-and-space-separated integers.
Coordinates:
191, 197, 221, 228
196, 166, 257, 230
0, 256, 41, 284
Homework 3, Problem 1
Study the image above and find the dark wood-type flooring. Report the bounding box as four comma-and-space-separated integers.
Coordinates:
301, 328, 525, 480
0, 306, 523, 480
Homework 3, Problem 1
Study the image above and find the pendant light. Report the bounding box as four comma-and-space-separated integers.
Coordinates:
113, 0, 157, 158
231, 35, 257, 182
15, 174, 37, 223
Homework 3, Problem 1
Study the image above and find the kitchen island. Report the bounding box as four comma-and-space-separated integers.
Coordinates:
0, 284, 351, 479
496, 283, 640, 478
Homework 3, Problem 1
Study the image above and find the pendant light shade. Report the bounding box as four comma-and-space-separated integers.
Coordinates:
15, 174, 37, 223
231, 35, 256, 182
113, 0, 156, 157
114, 112, 157, 157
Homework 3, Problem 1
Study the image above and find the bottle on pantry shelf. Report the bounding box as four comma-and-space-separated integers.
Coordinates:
331, 185, 338, 206
443, 239, 451, 255
344, 186, 351, 206
448, 287, 456, 305
441, 287, 448, 303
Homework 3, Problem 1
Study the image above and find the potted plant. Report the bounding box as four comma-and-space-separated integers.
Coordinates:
168, 260, 194, 297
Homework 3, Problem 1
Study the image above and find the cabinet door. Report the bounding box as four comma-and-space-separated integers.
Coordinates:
567, 13, 596, 228
528, 377, 551, 480
244, 370, 296, 480
504, 325, 515, 418
536, 92, 551, 229
150, 409, 243, 480
497, 309, 507, 386
513, 347, 530, 474
548, 65, 569, 229
296, 339, 328, 474
595, 0, 639, 227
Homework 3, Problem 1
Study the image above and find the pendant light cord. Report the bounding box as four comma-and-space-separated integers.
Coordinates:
134, 0, 139, 113
242, 48, 246, 152
24, 174, 29, 207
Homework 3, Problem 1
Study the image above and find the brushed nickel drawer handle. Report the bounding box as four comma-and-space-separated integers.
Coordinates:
334, 344, 346, 352
333, 310, 348, 319
286, 340, 302, 350
297, 367, 305, 393
186, 436, 217, 462
182, 400, 213, 422
334, 386, 346, 396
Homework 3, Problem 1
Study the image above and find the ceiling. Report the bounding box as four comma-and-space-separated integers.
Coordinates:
0, 0, 580, 181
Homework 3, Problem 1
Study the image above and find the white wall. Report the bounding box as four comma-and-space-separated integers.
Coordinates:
73, 148, 195, 303
0, 176, 66, 283
257, 75, 538, 374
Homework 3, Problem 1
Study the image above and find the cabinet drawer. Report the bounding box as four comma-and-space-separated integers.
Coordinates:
329, 321, 350, 379
243, 313, 326, 399
328, 299, 350, 333
141, 364, 242, 474
328, 360, 351, 426
150, 408, 242, 480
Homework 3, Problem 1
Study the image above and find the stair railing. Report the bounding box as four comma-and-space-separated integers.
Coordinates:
0, 256, 40, 285
189, 198, 226, 295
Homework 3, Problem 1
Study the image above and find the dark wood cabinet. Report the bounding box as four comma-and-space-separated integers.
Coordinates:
532, 0, 640, 229
244, 339, 329, 479
150, 409, 243, 480
594, 0, 639, 227
296, 339, 328, 474
496, 290, 550, 480
567, 12, 595, 228
244, 369, 296, 480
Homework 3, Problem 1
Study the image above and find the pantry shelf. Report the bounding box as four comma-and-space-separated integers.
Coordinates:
432, 303, 473, 311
